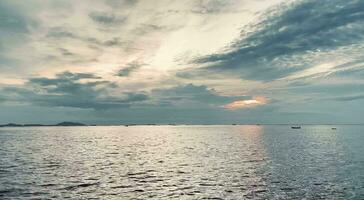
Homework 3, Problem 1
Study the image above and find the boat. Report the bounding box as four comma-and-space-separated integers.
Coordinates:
331, 127, 337, 130
291, 126, 301, 129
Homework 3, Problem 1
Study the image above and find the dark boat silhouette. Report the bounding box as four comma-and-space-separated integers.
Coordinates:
291, 126, 301, 129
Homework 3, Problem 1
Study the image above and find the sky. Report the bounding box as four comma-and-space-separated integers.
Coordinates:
0, 0, 363, 124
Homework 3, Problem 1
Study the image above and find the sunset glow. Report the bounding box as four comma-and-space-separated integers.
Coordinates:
223, 96, 268, 110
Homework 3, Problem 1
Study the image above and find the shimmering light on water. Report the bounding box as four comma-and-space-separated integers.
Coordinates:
0, 125, 363, 199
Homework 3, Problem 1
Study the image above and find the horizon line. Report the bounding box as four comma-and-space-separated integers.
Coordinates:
1, 122, 364, 127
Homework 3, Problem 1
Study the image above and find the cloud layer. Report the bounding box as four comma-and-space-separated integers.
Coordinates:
0, 0, 363, 124
188, 0, 364, 81
1, 72, 148, 110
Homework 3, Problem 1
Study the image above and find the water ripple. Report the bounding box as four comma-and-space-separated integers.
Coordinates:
0, 125, 363, 199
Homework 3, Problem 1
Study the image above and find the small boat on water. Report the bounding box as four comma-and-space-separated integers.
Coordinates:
332, 127, 337, 130
291, 126, 301, 129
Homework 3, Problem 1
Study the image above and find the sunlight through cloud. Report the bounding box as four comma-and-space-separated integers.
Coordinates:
223, 96, 268, 110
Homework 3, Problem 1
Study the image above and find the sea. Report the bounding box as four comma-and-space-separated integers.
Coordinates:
0, 125, 363, 199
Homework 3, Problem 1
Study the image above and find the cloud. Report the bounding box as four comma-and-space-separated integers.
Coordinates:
104, 0, 138, 8
46, 27, 76, 39
191, 0, 231, 14
0, 0, 256, 77
186, 0, 364, 81
0, 80, 260, 115
89, 11, 127, 26
284, 81, 364, 97
1, 0, 364, 124
285, 62, 337, 80
189, 0, 251, 15
331, 94, 364, 102
1, 75, 255, 113
46, 26, 126, 50
223, 96, 268, 110
0, 2, 29, 34
1, 71, 148, 110
103, 37, 123, 47
132, 23, 169, 35
330, 59, 364, 79
150, 83, 257, 110
116, 61, 144, 77
0, 0, 38, 70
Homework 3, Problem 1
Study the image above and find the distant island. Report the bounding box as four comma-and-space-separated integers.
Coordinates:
55, 122, 87, 126
0, 122, 87, 127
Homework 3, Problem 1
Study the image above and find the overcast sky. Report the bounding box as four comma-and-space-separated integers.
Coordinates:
1, 0, 363, 124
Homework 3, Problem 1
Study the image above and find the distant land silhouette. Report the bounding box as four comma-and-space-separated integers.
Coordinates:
0, 122, 87, 127
0, 122, 359, 127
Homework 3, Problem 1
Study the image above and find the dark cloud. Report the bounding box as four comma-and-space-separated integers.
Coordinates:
116, 61, 144, 77
1, 71, 148, 110
187, 0, 364, 81
0, 79, 252, 117
133, 24, 166, 35
103, 37, 123, 46
58, 48, 74, 56
31, 71, 102, 85
47, 26, 126, 49
151, 84, 248, 107
89, 11, 127, 25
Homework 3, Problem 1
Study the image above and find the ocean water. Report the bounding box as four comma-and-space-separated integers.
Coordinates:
0, 125, 363, 199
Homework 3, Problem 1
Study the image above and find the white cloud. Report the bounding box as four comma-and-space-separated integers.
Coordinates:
1, 0, 283, 91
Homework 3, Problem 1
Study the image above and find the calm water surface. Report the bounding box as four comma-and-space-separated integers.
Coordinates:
0, 125, 363, 199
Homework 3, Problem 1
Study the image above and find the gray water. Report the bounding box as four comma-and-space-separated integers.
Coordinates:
0, 125, 363, 199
